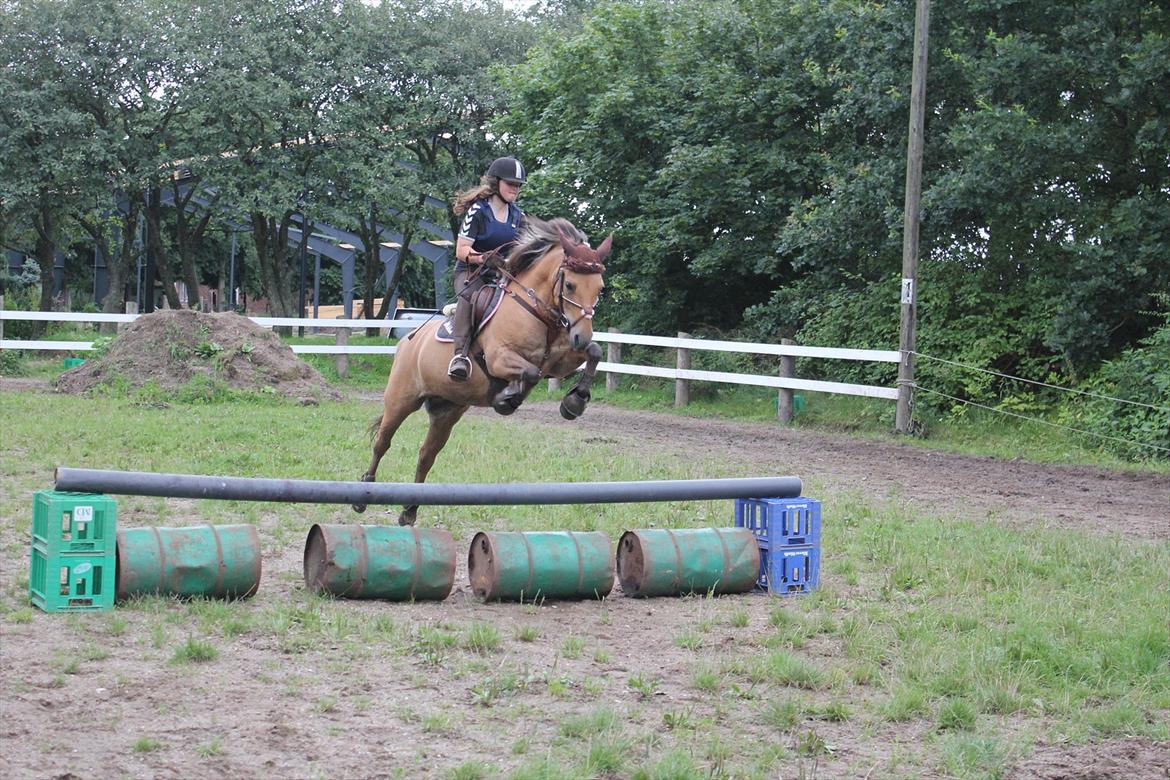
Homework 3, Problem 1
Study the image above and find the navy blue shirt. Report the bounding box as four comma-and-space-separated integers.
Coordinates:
457, 199, 524, 270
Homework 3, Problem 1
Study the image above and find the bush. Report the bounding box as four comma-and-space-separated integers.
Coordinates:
0, 258, 43, 339
1061, 309, 1170, 461
0, 349, 27, 376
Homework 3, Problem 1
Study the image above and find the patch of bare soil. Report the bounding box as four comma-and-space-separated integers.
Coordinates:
1004, 737, 1170, 780
489, 401, 1170, 540
53, 309, 339, 402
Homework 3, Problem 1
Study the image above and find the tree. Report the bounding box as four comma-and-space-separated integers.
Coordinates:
0, 0, 112, 317
505, 0, 1170, 396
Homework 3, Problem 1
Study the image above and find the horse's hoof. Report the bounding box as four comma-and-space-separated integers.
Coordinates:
352, 503, 367, 514
493, 399, 518, 415
397, 513, 417, 527
560, 390, 588, 420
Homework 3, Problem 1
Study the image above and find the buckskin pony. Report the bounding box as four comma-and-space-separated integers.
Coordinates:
354, 217, 611, 525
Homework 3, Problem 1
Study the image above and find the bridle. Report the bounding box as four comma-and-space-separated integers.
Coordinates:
554, 265, 599, 330
473, 233, 611, 349
477, 246, 603, 343
495, 261, 588, 342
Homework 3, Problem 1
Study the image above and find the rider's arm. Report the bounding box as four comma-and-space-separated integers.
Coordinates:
457, 204, 486, 264
455, 237, 482, 264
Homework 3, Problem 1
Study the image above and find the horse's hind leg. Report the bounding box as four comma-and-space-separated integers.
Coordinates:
561, 341, 603, 420
352, 394, 424, 513
397, 399, 469, 527
492, 364, 542, 415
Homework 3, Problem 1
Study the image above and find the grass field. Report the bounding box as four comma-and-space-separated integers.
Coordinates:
1, 375, 1167, 778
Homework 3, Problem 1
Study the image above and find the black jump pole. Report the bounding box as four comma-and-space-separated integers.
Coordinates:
54, 468, 802, 506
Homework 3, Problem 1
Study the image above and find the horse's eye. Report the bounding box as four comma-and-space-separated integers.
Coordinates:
565, 281, 576, 294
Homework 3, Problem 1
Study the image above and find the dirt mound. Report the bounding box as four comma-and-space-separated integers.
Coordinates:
55, 309, 340, 402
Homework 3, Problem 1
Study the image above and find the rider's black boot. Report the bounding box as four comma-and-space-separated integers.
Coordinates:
447, 296, 473, 382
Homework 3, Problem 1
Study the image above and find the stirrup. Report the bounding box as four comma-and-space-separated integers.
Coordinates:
448, 354, 472, 382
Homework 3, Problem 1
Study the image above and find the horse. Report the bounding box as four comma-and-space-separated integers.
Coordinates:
354, 216, 611, 525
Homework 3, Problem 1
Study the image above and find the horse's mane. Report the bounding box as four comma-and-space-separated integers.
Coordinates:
507, 217, 588, 276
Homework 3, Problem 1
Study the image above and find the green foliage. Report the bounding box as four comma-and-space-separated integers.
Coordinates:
0, 349, 26, 376
505, 0, 1170, 416
1061, 310, 1170, 460
0, 259, 44, 339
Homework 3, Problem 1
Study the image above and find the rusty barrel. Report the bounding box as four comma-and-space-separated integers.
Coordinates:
303, 524, 456, 601
617, 528, 760, 598
468, 531, 614, 602
116, 524, 262, 601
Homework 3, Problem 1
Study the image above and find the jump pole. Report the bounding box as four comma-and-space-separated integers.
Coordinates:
54, 467, 802, 506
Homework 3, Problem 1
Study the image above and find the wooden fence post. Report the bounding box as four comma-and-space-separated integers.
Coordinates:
606, 327, 620, 392
675, 331, 690, 407
778, 337, 796, 424
335, 328, 349, 378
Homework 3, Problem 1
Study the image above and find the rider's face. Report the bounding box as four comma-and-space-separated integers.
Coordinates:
498, 179, 522, 203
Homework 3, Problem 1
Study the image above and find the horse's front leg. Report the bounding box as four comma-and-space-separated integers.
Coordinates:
486, 351, 542, 416
560, 341, 603, 420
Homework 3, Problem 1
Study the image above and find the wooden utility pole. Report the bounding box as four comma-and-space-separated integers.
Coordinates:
896, 0, 931, 434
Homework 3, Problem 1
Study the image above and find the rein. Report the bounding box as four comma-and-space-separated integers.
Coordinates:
495, 264, 571, 347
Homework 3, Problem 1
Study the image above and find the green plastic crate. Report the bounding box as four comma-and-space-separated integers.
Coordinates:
30, 547, 116, 612
32, 491, 116, 554
29, 491, 117, 612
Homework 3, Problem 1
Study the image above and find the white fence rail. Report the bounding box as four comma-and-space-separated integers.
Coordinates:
0, 310, 899, 403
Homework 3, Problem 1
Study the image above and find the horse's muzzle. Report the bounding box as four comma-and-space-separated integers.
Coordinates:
570, 328, 592, 351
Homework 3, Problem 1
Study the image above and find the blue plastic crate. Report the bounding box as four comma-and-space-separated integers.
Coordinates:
735, 497, 821, 546
758, 543, 820, 595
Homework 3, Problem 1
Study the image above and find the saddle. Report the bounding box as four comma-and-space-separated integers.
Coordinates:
434, 282, 506, 343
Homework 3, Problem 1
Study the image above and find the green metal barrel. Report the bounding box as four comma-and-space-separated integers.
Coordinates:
116, 524, 262, 601
303, 524, 456, 601
617, 528, 760, 598
468, 531, 614, 602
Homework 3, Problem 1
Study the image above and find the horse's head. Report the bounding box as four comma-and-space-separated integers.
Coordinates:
507, 217, 612, 351
557, 231, 610, 351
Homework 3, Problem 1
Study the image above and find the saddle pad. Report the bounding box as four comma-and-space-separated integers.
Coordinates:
434, 283, 506, 343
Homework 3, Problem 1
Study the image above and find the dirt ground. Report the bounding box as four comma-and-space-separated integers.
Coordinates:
2, 322, 1167, 778
492, 401, 1169, 541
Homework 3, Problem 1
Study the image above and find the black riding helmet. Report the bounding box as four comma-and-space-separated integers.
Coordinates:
487, 156, 526, 184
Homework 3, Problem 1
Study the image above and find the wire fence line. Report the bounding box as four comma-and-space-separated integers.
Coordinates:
913, 384, 1170, 455
913, 351, 1169, 413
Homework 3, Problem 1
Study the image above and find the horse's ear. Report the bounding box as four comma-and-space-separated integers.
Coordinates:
595, 233, 614, 262
559, 231, 588, 261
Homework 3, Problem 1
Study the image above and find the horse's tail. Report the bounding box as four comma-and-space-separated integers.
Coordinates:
367, 415, 383, 439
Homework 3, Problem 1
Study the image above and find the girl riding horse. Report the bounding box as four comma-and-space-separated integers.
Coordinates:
355, 216, 612, 526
